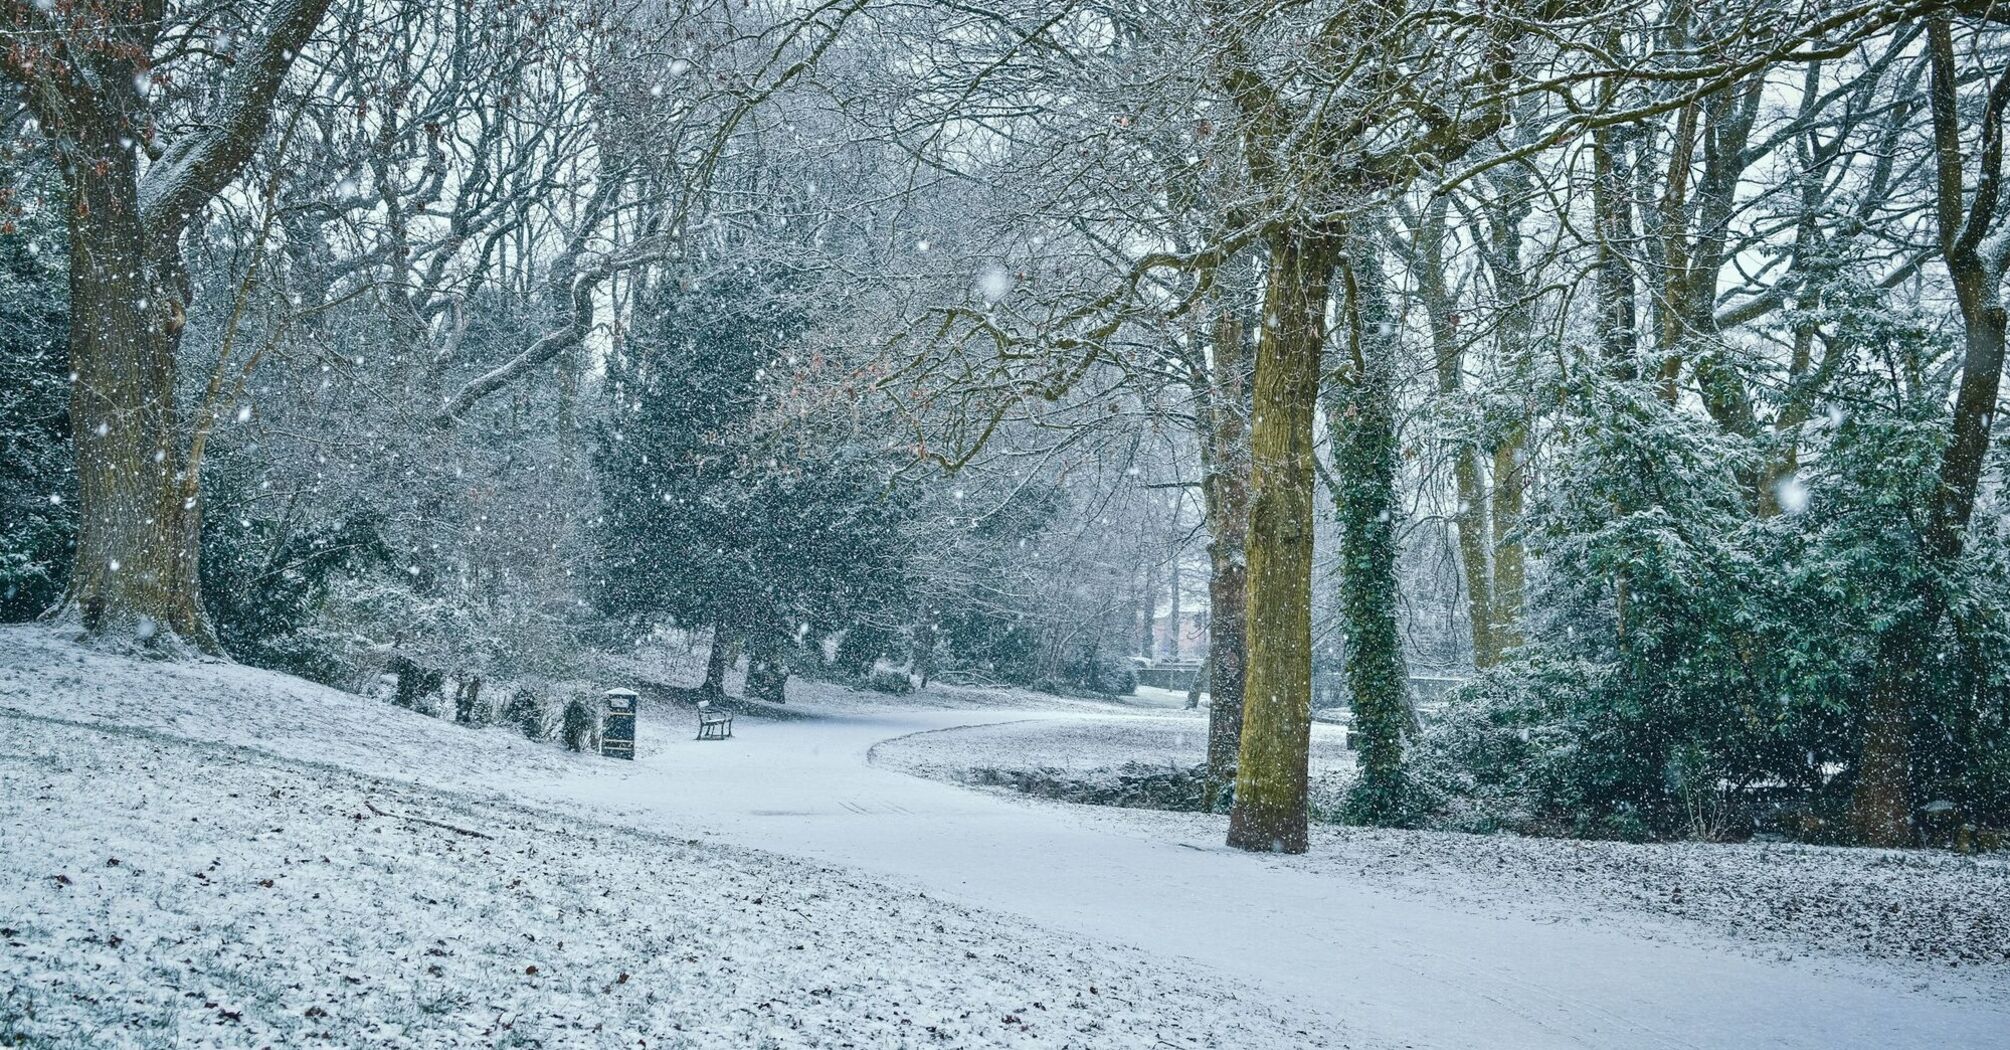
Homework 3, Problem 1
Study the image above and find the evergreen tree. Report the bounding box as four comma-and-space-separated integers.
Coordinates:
594, 273, 914, 702
0, 174, 73, 622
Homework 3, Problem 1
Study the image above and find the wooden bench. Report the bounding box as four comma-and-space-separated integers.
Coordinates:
696, 700, 734, 740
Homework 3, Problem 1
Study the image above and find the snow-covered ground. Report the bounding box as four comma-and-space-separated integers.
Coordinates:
5, 624, 2008, 1049
1, 709, 1328, 1048
881, 722, 2008, 967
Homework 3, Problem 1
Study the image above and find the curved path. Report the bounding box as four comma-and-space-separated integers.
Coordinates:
538, 705, 2009, 1050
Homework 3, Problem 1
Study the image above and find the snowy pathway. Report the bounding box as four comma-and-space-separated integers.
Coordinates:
545, 706, 2009, 1050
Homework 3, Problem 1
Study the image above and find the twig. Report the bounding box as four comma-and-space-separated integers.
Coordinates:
364, 800, 494, 840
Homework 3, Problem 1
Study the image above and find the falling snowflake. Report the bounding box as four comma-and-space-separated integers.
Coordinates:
1776, 474, 1810, 514
975, 264, 1012, 303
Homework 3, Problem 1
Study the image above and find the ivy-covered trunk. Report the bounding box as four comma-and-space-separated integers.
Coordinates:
1227, 230, 1337, 854
1326, 247, 1411, 823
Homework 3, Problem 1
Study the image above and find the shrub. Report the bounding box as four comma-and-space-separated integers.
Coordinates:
561, 697, 596, 752
863, 668, 914, 695
504, 689, 549, 742
1068, 649, 1137, 696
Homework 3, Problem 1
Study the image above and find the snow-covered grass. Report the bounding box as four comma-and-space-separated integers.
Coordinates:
1274, 821, 2010, 967
0, 627, 1339, 1047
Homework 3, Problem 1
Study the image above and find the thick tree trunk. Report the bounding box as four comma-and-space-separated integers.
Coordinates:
57, 143, 215, 649
1227, 231, 1336, 854
1327, 247, 1412, 823
1927, 276, 2007, 562
10, 0, 331, 653
1205, 525, 1248, 788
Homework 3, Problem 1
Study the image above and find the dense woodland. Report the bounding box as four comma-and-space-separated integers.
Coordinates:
4, 0, 2010, 854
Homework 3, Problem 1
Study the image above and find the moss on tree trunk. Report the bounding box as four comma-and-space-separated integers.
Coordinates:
1226, 231, 1337, 854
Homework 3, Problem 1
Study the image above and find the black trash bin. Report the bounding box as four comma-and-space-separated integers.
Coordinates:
602, 688, 637, 760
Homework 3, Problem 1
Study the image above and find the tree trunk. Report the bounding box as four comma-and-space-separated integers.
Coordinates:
701, 625, 734, 696
1452, 450, 1496, 667
1186, 649, 1210, 710
1201, 305, 1253, 798
9, 0, 331, 652
745, 629, 790, 703
1852, 631, 1918, 846
1478, 157, 1536, 656
1139, 560, 1158, 659
1205, 536, 1248, 792
1413, 199, 1497, 668
1489, 435, 1528, 653
1590, 124, 1640, 379
1925, 265, 2007, 562
1227, 230, 1336, 854
1326, 246, 1412, 823
912, 612, 937, 689
1850, 18, 2010, 845
56, 138, 215, 648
